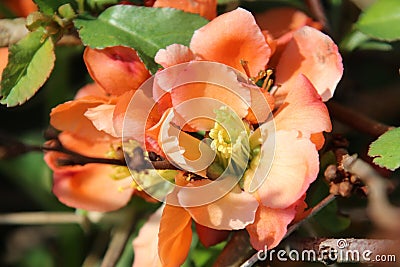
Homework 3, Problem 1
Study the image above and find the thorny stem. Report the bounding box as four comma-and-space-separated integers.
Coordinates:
327, 101, 393, 138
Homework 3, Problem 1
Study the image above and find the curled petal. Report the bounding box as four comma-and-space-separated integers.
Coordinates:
85, 104, 118, 137
154, 0, 217, 20
155, 44, 195, 68
50, 97, 114, 142
84, 46, 150, 96
158, 203, 192, 267
275, 26, 343, 101
133, 206, 163, 267
246, 204, 297, 250
255, 130, 319, 209
190, 8, 270, 76
274, 75, 331, 136
183, 184, 259, 230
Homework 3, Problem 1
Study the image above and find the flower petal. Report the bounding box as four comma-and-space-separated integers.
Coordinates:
44, 151, 133, 212
74, 83, 108, 99
275, 26, 343, 101
195, 223, 230, 247
154, 0, 217, 20
255, 130, 319, 209
190, 8, 270, 76
155, 44, 195, 68
274, 74, 331, 136
0, 48, 9, 79
84, 46, 150, 96
183, 184, 259, 230
50, 97, 114, 143
133, 206, 163, 267
85, 104, 118, 137
246, 204, 297, 250
158, 203, 192, 267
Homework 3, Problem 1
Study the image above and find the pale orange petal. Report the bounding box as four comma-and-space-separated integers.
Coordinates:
133, 206, 163, 267
274, 75, 331, 136
85, 104, 118, 137
155, 44, 195, 68
153, 61, 251, 130
74, 83, 108, 99
84, 46, 150, 96
253, 130, 319, 209
158, 204, 192, 267
243, 83, 275, 124
183, 184, 259, 230
44, 151, 133, 212
246, 204, 297, 250
50, 97, 114, 142
190, 8, 270, 76
275, 26, 343, 101
154, 0, 217, 20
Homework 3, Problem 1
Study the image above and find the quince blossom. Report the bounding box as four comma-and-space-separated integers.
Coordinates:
130, 7, 342, 266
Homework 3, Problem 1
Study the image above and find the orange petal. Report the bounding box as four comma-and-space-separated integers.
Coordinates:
195, 223, 230, 247
84, 46, 150, 96
255, 7, 321, 41
274, 74, 331, 136
50, 97, 114, 143
85, 104, 118, 137
50, 95, 117, 141
44, 151, 133, 212
254, 130, 319, 209
2, 0, 37, 17
275, 26, 343, 101
158, 204, 192, 267
74, 83, 108, 99
133, 206, 163, 267
0, 48, 9, 79
190, 8, 270, 76
153, 61, 251, 130
155, 44, 195, 68
310, 132, 325, 150
243, 83, 275, 124
246, 204, 297, 250
154, 0, 217, 20
183, 184, 259, 230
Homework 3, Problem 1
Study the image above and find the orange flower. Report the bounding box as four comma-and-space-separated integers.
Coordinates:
153, 0, 217, 20
130, 7, 342, 265
1, 0, 37, 17
45, 46, 151, 212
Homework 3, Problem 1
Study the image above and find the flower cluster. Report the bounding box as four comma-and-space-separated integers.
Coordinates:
44, 1, 342, 266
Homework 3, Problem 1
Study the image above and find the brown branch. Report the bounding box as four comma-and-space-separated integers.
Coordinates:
327, 101, 393, 138
212, 230, 255, 267
100, 211, 136, 267
0, 18, 81, 47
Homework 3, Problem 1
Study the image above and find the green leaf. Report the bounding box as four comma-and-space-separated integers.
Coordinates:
368, 127, 400, 171
74, 5, 208, 73
33, 0, 74, 15
356, 0, 400, 41
0, 30, 56, 107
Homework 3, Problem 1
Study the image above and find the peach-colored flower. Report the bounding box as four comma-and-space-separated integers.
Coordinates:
154, 0, 217, 20
45, 46, 151, 212
130, 7, 342, 265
